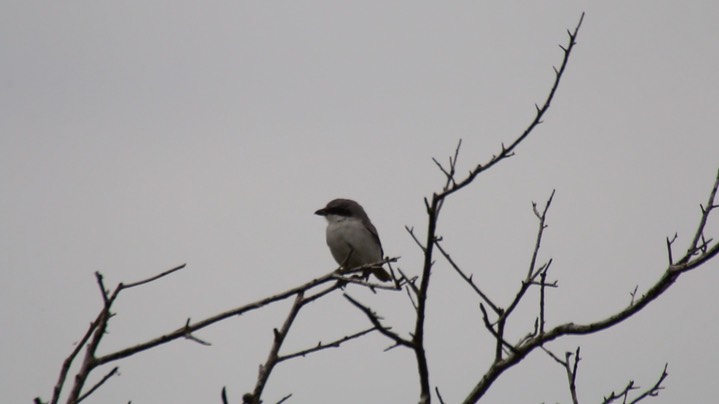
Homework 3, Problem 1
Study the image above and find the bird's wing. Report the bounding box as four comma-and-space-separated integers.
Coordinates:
363, 219, 384, 257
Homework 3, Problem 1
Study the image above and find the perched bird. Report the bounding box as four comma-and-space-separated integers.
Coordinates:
315, 198, 391, 282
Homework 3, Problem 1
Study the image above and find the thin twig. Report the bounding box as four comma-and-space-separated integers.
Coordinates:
275, 393, 293, 404
277, 327, 378, 362
120, 263, 186, 289
435, 386, 446, 404
462, 166, 719, 404
435, 240, 500, 314
683, 169, 719, 260
628, 364, 668, 404
542, 347, 581, 404
344, 294, 413, 348
405, 226, 427, 252
602, 364, 668, 404
76, 367, 119, 403
246, 292, 306, 404
92, 262, 394, 367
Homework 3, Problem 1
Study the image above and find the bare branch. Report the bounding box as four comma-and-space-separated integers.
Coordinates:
539, 269, 548, 335
93, 267, 350, 367
435, 240, 500, 314
120, 263, 187, 290
48, 313, 103, 404
330, 274, 399, 292
182, 318, 212, 346
277, 327, 377, 362
275, 394, 293, 404
628, 364, 669, 404
435, 386, 446, 404
500, 191, 555, 331
542, 346, 581, 404
77, 367, 119, 403
479, 304, 517, 355
344, 294, 413, 348
462, 167, 718, 403
603, 364, 668, 404
95, 272, 110, 307
683, 169, 719, 260
665, 233, 678, 265
405, 226, 427, 252
437, 10, 584, 203
246, 292, 305, 404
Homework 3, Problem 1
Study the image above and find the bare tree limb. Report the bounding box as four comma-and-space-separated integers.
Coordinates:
244, 292, 305, 404
350, 13, 585, 404
435, 240, 500, 314
344, 294, 413, 349
435, 386, 446, 404
628, 364, 668, 404
92, 258, 397, 368
462, 168, 718, 403
543, 347, 580, 404
602, 363, 668, 404
277, 327, 378, 363
275, 393, 293, 404
76, 367, 119, 403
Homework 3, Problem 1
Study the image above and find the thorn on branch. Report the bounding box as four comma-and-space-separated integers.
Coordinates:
183, 319, 211, 346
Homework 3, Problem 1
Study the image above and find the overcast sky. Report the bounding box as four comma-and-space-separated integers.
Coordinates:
2, 2, 719, 403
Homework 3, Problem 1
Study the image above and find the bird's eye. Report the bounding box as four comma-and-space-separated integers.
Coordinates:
332, 207, 351, 216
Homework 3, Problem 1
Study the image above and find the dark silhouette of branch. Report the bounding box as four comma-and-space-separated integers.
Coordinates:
544, 347, 581, 404
244, 292, 305, 404
344, 294, 413, 349
602, 363, 668, 404
244, 280, 389, 403
93, 257, 398, 368
346, 13, 585, 404
76, 367, 119, 403
43, 309, 104, 404
44, 264, 186, 404
487, 191, 555, 360
435, 387, 446, 404
275, 393, 293, 404
461, 170, 719, 403
42, 260, 399, 403
277, 327, 377, 363
435, 240, 500, 314
40, 9, 719, 404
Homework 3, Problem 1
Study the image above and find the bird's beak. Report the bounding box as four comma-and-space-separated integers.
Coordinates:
314, 208, 327, 216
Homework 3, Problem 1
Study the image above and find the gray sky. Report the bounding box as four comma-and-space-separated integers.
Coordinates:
2, 2, 719, 403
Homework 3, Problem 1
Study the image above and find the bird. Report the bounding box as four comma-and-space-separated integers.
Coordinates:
315, 198, 391, 282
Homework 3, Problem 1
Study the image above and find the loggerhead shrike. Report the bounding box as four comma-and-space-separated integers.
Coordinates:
315, 198, 391, 282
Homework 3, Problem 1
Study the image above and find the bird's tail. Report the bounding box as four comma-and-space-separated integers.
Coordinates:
372, 267, 392, 282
